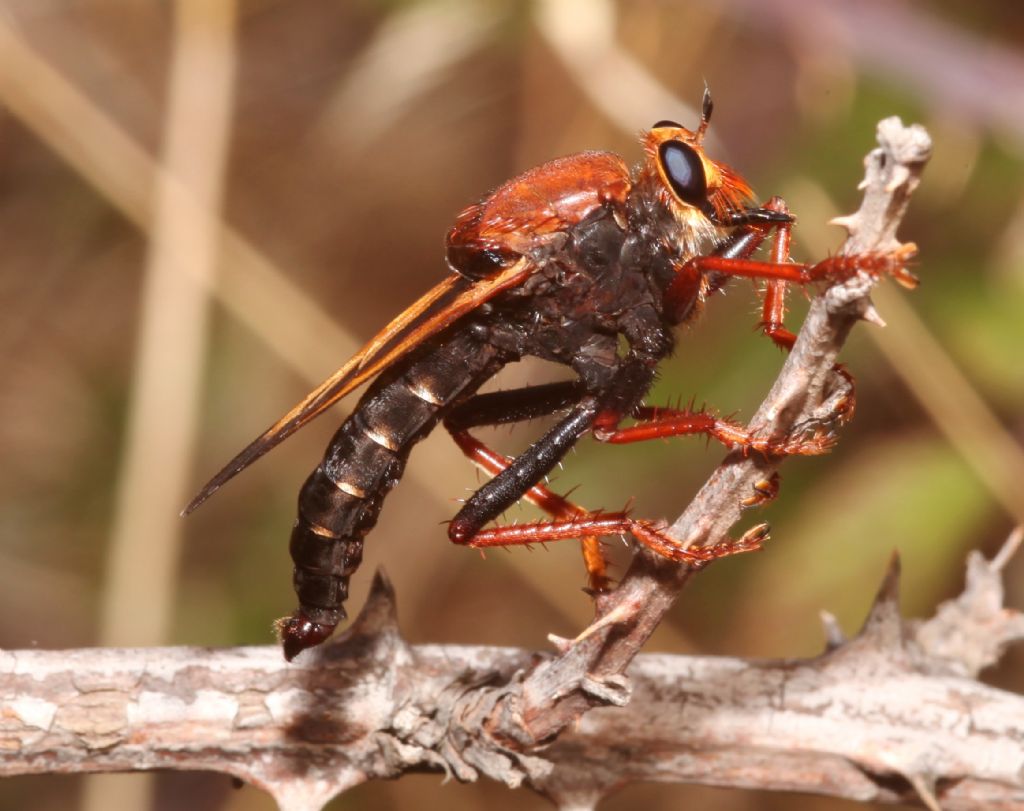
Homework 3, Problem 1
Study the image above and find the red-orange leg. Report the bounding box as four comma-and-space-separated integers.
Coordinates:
447, 428, 767, 574
463, 510, 770, 568
760, 279, 796, 350
448, 428, 611, 592
758, 199, 798, 351
593, 405, 835, 457
750, 202, 859, 422
687, 242, 919, 290
742, 473, 781, 509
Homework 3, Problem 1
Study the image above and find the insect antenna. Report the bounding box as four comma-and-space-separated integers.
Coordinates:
696, 85, 713, 142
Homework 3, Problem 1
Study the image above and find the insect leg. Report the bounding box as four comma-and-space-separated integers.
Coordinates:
444, 396, 597, 532
684, 242, 919, 290
463, 510, 770, 568
445, 381, 586, 431
592, 404, 835, 457
447, 393, 618, 579
448, 427, 613, 591
597, 207, 835, 463
756, 198, 797, 351
750, 201, 857, 422
446, 381, 765, 571
444, 381, 611, 589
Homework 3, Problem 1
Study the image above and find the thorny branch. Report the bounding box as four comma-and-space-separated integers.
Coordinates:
6, 120, 1016, 811
1, 538, 1022, 810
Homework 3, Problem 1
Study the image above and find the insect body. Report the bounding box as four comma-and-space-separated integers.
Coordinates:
185, 92, 916, 660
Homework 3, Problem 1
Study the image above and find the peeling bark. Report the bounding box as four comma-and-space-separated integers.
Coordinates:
1, 543, 1022, 810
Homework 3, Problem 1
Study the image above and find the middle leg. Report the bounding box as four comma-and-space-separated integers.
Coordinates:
592, 403, 836, 457
444, 381, 769, 573
445, 381, 612, 590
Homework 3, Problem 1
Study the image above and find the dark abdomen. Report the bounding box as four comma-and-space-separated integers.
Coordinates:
284, 327, 501, 651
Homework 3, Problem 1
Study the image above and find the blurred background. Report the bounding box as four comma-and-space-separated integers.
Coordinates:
1, 0, 1022, 809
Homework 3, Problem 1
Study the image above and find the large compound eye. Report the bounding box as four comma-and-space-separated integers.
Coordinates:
652, 119, 682, 129
658, 141, 707, 207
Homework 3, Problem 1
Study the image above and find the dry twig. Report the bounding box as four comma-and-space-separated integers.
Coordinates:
1, 539, 1022, 810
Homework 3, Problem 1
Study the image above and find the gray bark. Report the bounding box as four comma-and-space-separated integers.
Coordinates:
1, 541, 1022, 811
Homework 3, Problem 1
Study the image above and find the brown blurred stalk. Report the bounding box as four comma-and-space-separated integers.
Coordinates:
0, 11, 359, 385
84, 2, 237, 809
0, 5, 596, 659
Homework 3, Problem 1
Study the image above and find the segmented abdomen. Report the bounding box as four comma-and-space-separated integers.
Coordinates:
288, 328, 501, 631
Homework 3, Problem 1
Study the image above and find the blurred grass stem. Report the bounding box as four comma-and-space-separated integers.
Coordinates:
84, 1, 236, 809
869, 285, 1024, 528
97, 0, 237, 641
0, 13, 359, 383
534, 0, 706, 145
0, 3, 592, 659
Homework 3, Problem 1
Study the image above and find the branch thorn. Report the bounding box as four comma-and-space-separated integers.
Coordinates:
861, 303, 887, 328
905, 771, 943, 811
819, 610, 846, 651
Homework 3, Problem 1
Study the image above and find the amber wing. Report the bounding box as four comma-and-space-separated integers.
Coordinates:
183, 258, 536, 515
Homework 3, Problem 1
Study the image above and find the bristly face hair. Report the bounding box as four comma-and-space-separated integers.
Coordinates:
641, 89, 756, 255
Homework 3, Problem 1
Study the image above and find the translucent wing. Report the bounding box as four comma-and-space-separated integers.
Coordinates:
183, 258, 534, 514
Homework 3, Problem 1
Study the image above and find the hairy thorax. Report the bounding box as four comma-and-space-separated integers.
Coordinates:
482, 178, 721, 390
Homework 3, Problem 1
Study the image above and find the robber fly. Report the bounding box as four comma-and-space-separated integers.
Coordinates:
184, 91, 916, 660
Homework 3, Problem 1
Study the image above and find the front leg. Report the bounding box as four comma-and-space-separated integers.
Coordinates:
677, 196, 864, 427
685, 241, 919, 290
592, 404, 836, 457
750, 198, 857, 422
